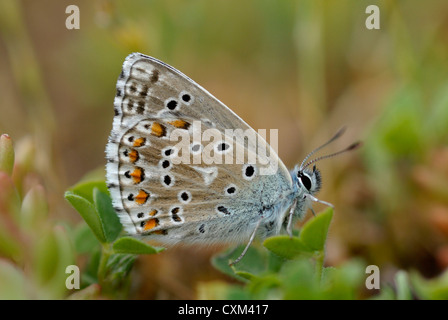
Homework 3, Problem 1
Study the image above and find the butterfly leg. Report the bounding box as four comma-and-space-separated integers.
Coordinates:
304, 194, 334, 208
218, 246, 239, 260
229, 218, 262, 266
286, 199, 298, 238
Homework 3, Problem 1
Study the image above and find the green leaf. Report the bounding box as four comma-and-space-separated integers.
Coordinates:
280, 258, 320, 299
65, 191, 106, 243
234, 270, 257, 281
263, 235, 312, 260
411, 269, 448, 300
0, 220, 22, 262
320, 259, 366, 299
247, 274, 281, 299
0, 134, 14, 176
34, 230, 59, 285
395, 270, 412, 300
69, 180, 109, 204
20, 185, 48, 231
101, 253, 137, 298
300, 207, 333, 251
369, 285, 396, 300
197, 281, 251, 300
112, 237, 164, 255
263, 208, 333, 259
106, 254, 137, 280
73, 223, 100, 254
212, 248, 248, 282
0, 259, 27, 299
93, 188, 122, 243
212, 245, 269, 282
33, 226, 75, 299
82, 249, 101, 286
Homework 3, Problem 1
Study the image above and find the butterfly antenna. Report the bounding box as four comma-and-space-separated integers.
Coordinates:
299, 127, 347, 170
302, 141, 362, 170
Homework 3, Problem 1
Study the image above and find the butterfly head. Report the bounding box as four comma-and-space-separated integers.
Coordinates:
295, 165, 321, 196
291, 128, 362, 204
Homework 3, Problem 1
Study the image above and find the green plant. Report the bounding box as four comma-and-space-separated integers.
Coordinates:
0, 134, 75, 299
65, 175, 448, 300
207, 208, 370, 299
201, 207, 448, 300
64, 180, 164, 298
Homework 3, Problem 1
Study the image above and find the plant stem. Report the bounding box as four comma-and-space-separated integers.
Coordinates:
97, 243, 112, 286
314, 250, 325, 285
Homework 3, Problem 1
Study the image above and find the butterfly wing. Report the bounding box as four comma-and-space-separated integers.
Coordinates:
106, 53, 294, 245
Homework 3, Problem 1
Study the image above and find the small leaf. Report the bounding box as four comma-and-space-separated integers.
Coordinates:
0, 222, 22, 261
69, 180, 109, 204
82, 249, 101, 286
73, 223, 100, 254
33, 230, 59, 285
48, 226, 76, 298
247, 274, 281, 299
395, 270, 412, 300
280, 258, 320, 299
112, 237, 164, 255
263, 235, 312, 259
93, 188, 122, 243
0, 134, 14, 176
0, 259, 27, 299
212, 246, 268, 282
20, 185, 48, 231
211, 248, 248, 282
67, 284, 101, 300
197, 281, 251, 300
234, 270, 257, 281
411, 269, 448, 300
320, 259, 366, 299
65, 191, 106, 243
369, 285, 396, 300
300, 207, 333, 251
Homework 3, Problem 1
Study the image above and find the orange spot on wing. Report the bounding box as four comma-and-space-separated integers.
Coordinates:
151, 122, 166, 137
143, 218, 159, 231
129, 149, 139, 163
130, 167, 144, 184
135, 189, 149, 205
149, 209, 158, 216
133, 137, 146, 147
168, 120, 190, 130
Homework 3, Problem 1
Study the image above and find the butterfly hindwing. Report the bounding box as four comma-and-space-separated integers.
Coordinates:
106, 53, 294, 245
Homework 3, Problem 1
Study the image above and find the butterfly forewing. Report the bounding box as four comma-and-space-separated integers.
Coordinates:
106, 53, 293, 245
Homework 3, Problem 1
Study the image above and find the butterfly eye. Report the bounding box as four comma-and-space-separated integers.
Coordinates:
300, 175, 312, 191
298, 171, 312, 191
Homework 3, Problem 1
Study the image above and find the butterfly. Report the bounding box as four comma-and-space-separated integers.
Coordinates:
105, 53, 360, 264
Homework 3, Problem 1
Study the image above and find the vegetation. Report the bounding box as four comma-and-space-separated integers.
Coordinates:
0, 0, 447, 299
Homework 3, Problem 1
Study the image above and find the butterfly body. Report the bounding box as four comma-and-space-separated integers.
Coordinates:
106, 53, 331, 258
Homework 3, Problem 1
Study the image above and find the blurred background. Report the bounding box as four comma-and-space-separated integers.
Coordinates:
0, 0, 447, 299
